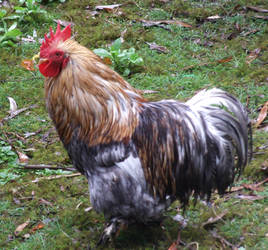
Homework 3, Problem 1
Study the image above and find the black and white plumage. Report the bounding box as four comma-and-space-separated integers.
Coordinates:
65, 88, 251, 236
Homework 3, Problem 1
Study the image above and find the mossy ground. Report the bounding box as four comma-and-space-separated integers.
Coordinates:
0, 0, 268, 249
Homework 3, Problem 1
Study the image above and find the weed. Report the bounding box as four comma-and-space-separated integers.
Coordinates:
94, 38, 144, 76
0, 21, 22, 47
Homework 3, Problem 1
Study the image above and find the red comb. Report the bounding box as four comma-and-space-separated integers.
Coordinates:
40, 23, 71, 57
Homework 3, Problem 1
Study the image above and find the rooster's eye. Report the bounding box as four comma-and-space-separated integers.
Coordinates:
55, 52, 61, 57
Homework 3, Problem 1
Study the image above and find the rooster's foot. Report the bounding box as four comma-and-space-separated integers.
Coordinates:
97, 218, 127, 245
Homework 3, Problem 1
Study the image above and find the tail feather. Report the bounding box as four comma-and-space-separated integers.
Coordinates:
187, 88, 251, 195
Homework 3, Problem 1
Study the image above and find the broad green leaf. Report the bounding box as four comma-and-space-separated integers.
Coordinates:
111, 38, 121, 52
8, 22, 18, 32
6, 29, 22, 38
93, 48, 112, 59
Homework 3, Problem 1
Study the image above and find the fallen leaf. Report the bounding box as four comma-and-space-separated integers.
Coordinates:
158, 19, 192, 28
53, 19, 75, 27
255, 101, 268, 127
193, 38, 214, 47
247, 6, 268, 13
242, 29, 259, 36
235, 194, 264, 201
21, 59, 35, 71
261, 160, 268, 173
23, 233, 31, 239
7, 97, 17, 113
242, 183, 264, 192
120, 28, 127, 43
84, 206, 93, 212
207, 15, 222, 20
229, 186, 244, 192
39, 198, 53, 206
142, 89, 159, 94
246, 48, 261, 64
17, 151, 29, 163
31, 222, 45, 233
95, 4, 122, 12
102, 57, 112, 65
254, 15, 268, 20
146, 42, 168, 53
202, 210, 228, 229
140, 19, 192, 29
14, 219, 30, 236
217, 56, 233, 63
87, 10, 99, 18
168, 242, 178, 250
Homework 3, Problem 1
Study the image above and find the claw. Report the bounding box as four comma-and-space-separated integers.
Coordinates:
97, 218, 127, 246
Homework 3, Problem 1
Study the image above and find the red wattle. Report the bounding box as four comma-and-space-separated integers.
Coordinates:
39, 61, 60, 78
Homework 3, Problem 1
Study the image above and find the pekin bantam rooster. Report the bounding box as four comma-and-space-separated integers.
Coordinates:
37, 24, 251, 243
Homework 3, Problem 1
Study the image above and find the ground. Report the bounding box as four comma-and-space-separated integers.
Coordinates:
0, 0, 267, 249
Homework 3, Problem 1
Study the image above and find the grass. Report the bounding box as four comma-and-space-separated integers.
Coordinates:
0, 0, 268, 249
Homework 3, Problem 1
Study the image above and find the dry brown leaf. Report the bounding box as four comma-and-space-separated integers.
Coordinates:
230, 186, 244, 192
7, 97, 17, 113
246, 48, 261, 64
158, 19, 192, 28
14, 219, 30, 236
53, 19, 75, 27
255, 101, 268, 127
31, 222, 45, 233
17, 151, 29, 163
247, 6, 268, 13
39, 198, 53, 206
217, 56, 233, 63
254, 15, 268, 20
235, 194, 265, 201
168, 242, 178, 250
202, 210, 228, 229
243, 29, 259, 36
21, 59, 35, 71
140, 19, 192, 28
95, 4, 122, 12
242, 183, 264, 192
146, 42, 168, 53
102, 57, 112, 65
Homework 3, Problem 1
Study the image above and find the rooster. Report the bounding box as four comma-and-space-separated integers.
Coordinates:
37, 24, 251, 243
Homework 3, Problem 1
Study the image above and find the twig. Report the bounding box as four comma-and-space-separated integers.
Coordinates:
210, 230, 238, 249
22, 164, 76, 172
0, 104, 38, 124
31, 173, 82, 183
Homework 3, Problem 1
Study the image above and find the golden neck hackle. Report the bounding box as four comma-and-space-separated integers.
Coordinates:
45, 39, 144, 146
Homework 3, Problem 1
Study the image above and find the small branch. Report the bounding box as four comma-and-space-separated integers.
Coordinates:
210, 230, 238, 249
0, 104, 38, 124
31, 173, 82, 183
22, 164, 76, 172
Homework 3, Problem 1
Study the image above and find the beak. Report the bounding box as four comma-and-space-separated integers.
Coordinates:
38, 58, 48, 65
32, 52, 40, 62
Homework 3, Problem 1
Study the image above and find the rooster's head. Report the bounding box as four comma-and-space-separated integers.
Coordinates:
39, 23, 71, 78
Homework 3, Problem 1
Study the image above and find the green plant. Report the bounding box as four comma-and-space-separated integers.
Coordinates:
93, 38, 144, 76
0, 141, 19, 185
14, 0, 47, 22
0, 21, 22, 47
